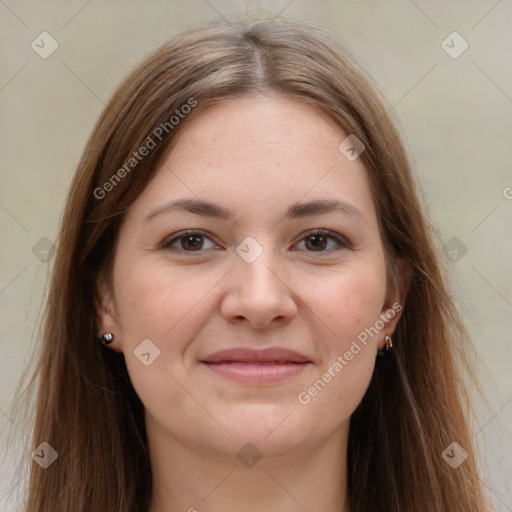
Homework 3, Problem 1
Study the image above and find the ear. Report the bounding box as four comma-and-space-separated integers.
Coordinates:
94, 271, 123, 353
378, 257, 412, 350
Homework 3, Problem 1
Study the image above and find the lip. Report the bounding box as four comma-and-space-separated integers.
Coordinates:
201, 347, 311, 364
200, 347, 312, 385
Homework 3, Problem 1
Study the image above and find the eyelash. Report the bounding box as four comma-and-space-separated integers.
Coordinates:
160, 229, 350, 255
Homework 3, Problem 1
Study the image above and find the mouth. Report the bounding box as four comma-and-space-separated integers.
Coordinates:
200, 347, 312, 385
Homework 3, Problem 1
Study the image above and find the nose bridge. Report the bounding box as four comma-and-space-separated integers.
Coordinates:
221, 234, 297, 326
235, 235, 284, 294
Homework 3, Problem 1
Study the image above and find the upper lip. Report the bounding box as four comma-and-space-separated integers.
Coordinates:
201, 347, 311, 364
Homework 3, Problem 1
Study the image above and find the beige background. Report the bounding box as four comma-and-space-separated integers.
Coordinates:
1, 0, 511, 510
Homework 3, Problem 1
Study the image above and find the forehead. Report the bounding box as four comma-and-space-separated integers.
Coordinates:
170, 93, 345, 158
126, 92, 378, 228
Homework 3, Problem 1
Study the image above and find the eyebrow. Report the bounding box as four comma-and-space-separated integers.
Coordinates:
143, 198, 366, 223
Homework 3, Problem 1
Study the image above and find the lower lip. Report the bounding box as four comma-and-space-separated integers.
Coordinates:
201, 362, 311, 384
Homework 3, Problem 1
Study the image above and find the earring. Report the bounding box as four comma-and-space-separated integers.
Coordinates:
377, 335, 393, 356
100, 332, 114, 345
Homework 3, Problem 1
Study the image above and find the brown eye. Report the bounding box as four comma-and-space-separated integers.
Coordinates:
304, 234, 328, 251
180, 234, 204, 251
295, 229, 348, 253
162, 230, 217, 252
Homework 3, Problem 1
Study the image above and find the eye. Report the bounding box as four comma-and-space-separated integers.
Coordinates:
161, 228, 349, 254
161, 230, 218, 252
294, 229, 349, 253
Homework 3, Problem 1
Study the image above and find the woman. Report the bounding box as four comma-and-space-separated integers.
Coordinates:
19, 14, 490, 512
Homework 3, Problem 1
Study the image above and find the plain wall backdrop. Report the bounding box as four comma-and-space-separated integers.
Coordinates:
1, 1, 511, 510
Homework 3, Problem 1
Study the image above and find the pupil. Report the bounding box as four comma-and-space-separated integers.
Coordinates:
180, 235, 328, 251
183, 235, 202, 250
308, 235, 326, 251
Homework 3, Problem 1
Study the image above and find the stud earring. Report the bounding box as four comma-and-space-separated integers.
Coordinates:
100, 333, 114, 345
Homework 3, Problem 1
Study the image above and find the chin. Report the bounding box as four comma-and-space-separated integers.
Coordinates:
218, 406, 314, 448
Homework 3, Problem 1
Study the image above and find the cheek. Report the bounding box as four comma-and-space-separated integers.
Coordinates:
293, 260, 386, 426
113, 259, 221, 344
111, 260, 226, 404
113, 263, 206, 426
305, 266, 383, 379
307, 260, 387, 343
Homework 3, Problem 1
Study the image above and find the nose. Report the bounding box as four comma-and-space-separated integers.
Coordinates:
220, 243, 298, 329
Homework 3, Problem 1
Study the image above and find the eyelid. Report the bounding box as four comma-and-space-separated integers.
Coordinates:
295, 228, 350, 251
160, 229, 219, 251
160, 228, 350, 253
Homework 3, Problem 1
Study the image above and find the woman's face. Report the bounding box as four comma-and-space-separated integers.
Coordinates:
96, 93, 406, 460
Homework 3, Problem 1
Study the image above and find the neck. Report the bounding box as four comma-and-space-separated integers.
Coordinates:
147, 418, 350, 512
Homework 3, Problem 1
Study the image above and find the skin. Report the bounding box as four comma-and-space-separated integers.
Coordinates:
96, 93, 409, 512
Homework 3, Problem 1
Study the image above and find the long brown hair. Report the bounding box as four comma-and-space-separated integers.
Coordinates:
14, 14, 489, 511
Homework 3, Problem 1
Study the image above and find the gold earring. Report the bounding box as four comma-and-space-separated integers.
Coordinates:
377, 335, 393, 357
